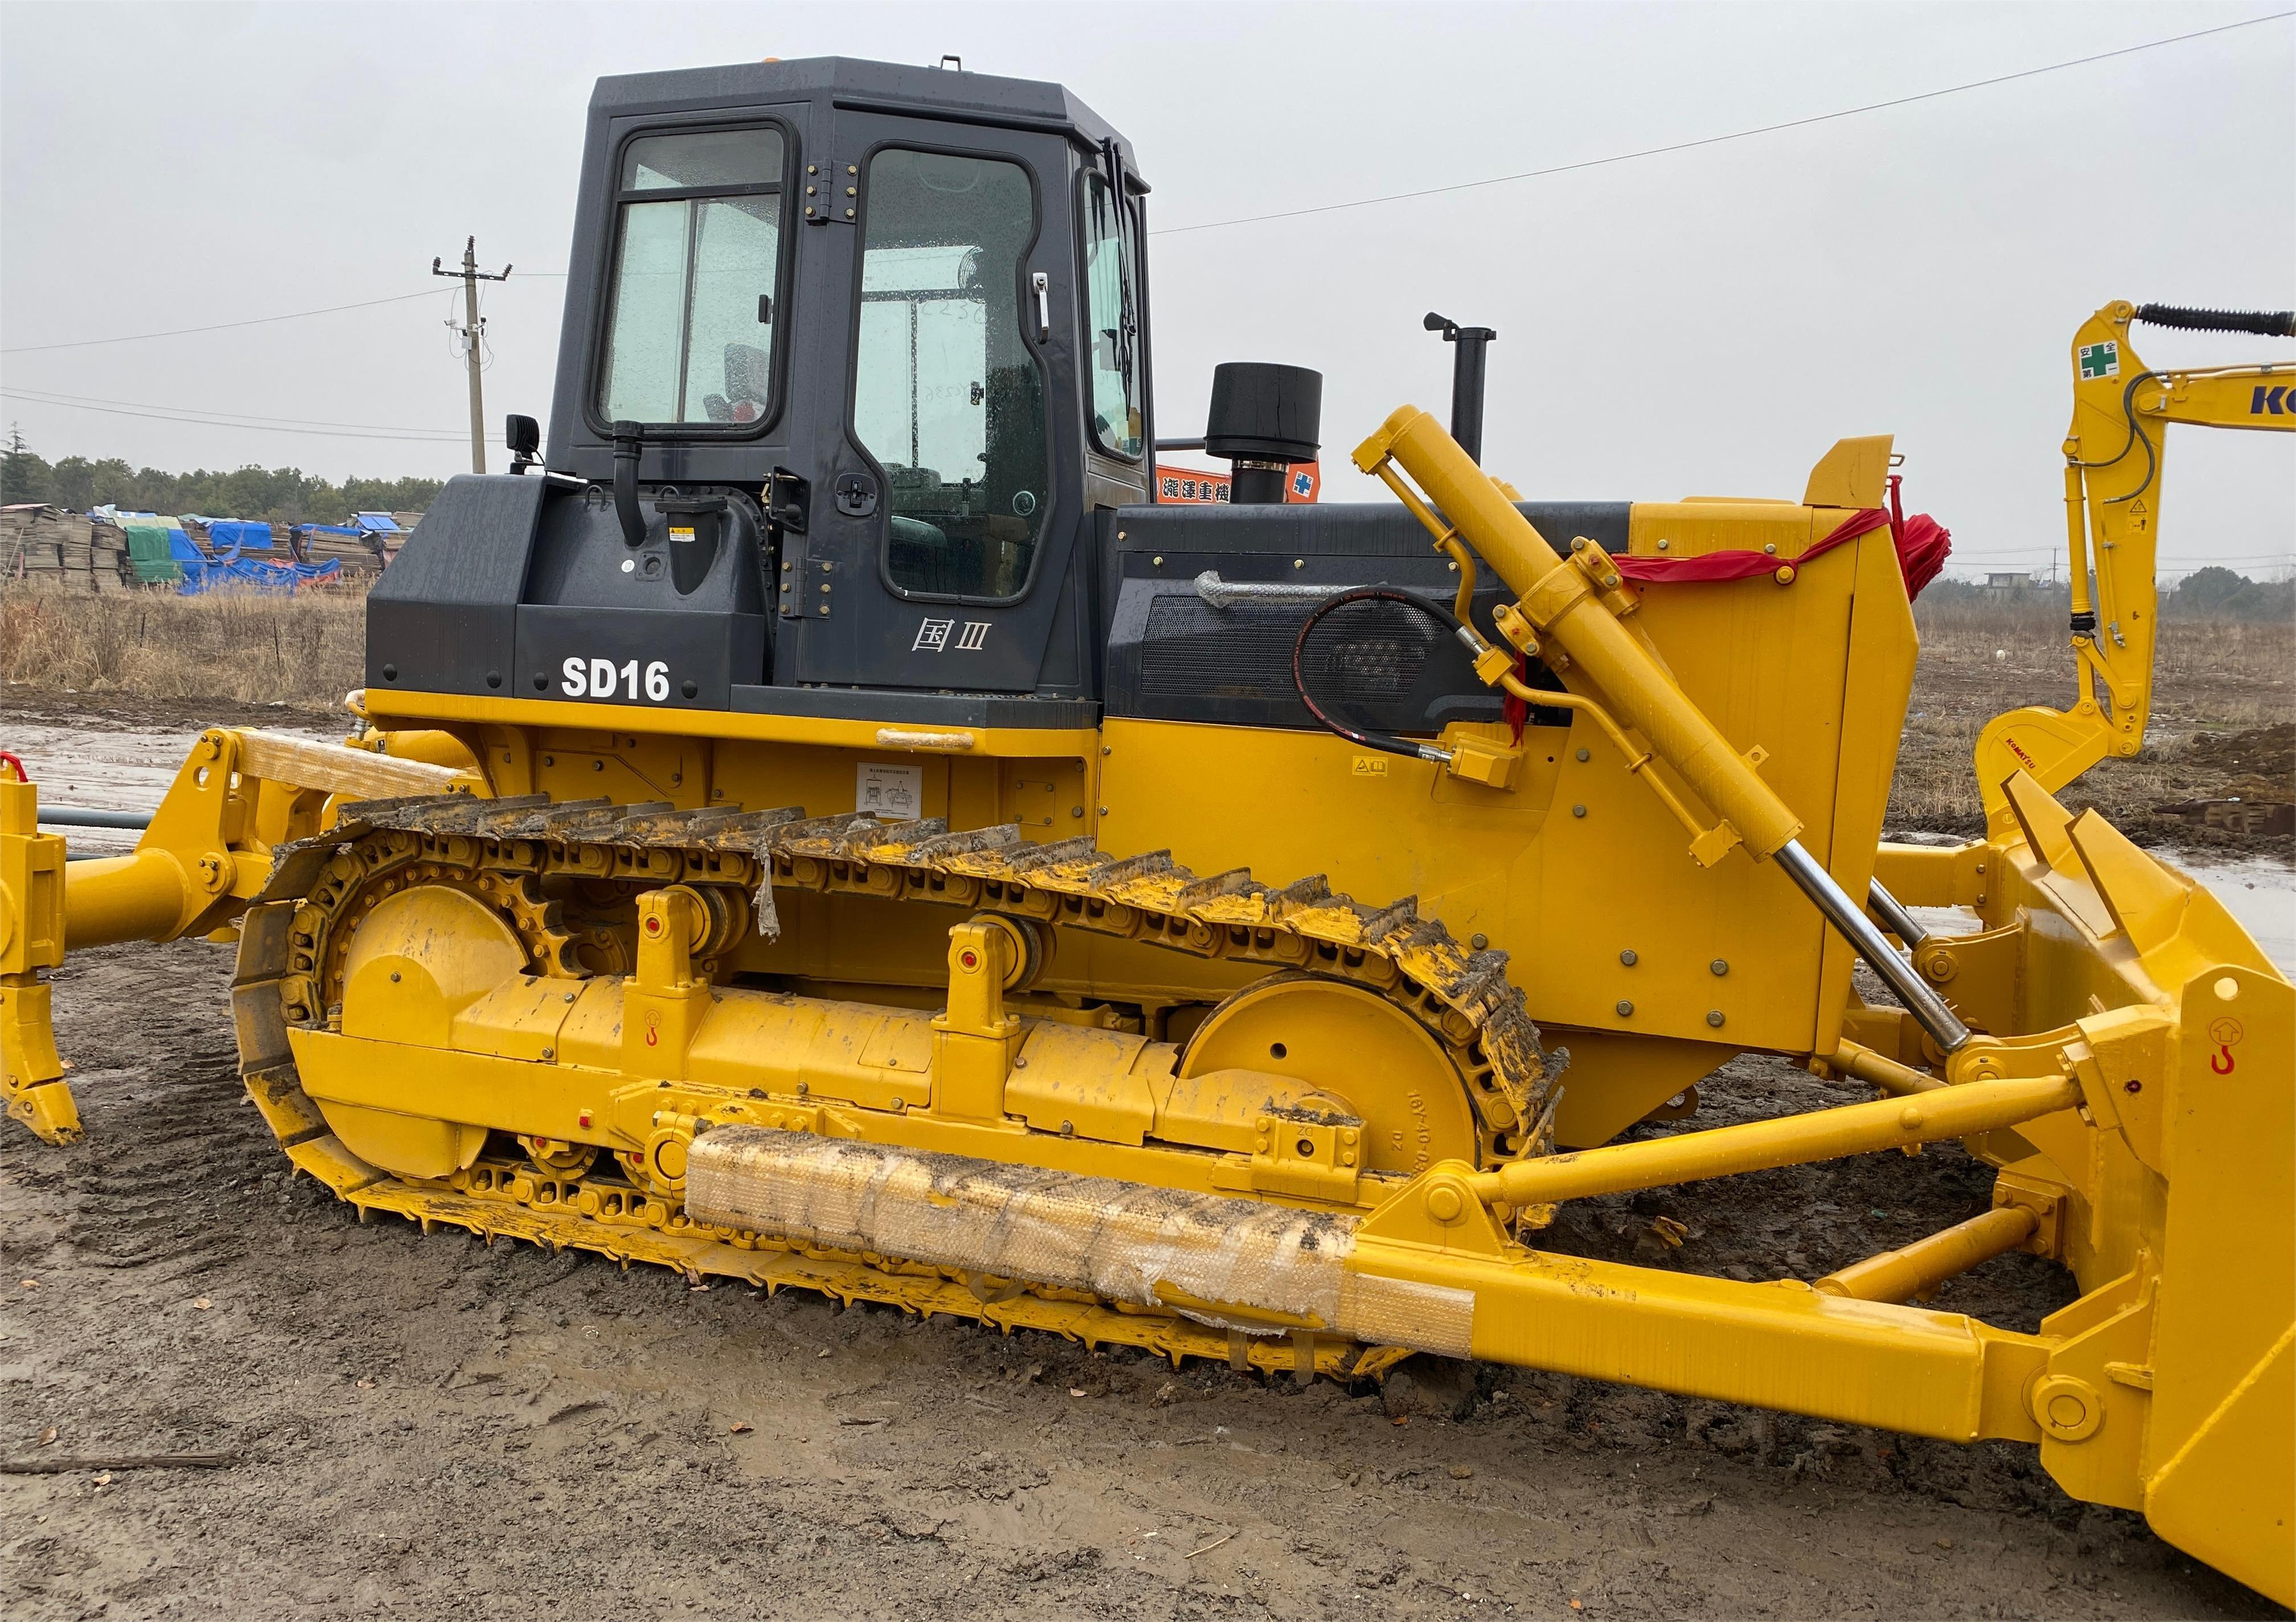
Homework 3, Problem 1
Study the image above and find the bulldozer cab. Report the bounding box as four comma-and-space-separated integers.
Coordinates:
427, 59, 1153, 709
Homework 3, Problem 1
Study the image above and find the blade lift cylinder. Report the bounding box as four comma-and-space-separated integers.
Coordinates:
1354, 404, 1971, 1054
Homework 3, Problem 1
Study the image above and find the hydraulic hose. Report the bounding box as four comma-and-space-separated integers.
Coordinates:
1290, 586, 1481, 765
2133, 304, 2296, 339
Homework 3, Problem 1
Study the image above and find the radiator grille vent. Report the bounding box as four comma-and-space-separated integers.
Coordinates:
1138, 595, 1441, 707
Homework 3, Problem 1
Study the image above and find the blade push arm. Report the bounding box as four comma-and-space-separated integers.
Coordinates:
1974, 301, 2294, 831
1, 730, 478, 1143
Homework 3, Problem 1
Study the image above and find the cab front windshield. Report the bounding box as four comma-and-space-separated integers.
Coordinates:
597, 126, 785, 426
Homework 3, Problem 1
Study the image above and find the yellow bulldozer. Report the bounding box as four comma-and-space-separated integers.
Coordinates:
4, 57, 2292, 1603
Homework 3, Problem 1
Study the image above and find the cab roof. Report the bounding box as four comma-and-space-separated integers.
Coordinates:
588, 56, 1144, 184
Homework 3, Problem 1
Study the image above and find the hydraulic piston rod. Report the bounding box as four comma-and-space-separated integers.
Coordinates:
1777, 842, 1971, 1052
38, 807, 152, 831
1866, 876, 1930, 950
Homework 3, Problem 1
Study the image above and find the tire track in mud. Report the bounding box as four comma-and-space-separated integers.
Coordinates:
34, 943, 272, 1286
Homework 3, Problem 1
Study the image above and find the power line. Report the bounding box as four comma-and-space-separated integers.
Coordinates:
1959, 548, 2296, 562
1959, 557, 2296, 571
1153, 10, 2294, 237
0, 289, 441, 356
0, 390, 465, 445
2, 385, 469, 436
1, 10, 2279, 369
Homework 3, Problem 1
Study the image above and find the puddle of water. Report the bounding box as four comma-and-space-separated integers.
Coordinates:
1906, 905, 1985, 939
2173, 852, 2296, 977
1906, 843, 2294, 978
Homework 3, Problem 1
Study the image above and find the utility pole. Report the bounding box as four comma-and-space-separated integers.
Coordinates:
433, 237, 511, 474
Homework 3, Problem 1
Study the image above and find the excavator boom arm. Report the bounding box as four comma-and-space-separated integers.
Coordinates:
1974, 300, 2293, 830
2134, 363, 2296, 430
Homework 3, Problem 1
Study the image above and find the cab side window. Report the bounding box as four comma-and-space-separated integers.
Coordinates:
1081, 171, 1142, 459
853, 149, 1048, 601
597, 126, 785, 426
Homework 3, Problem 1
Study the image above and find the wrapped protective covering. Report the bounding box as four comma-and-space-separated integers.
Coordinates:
686, 1127, 1473, 1357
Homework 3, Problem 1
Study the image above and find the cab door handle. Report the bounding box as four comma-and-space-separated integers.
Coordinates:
1031, 272, 1050, 342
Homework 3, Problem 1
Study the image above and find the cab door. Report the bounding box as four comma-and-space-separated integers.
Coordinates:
784, 113, 1085, 692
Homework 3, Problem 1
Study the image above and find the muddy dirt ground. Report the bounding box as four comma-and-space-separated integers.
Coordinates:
6, 943, 2283, 1621
3, 696, 2291, 1620
1887, 605, 2291, 857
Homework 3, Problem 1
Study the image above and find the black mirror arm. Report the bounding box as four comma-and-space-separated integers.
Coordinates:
612, 421, 648, 547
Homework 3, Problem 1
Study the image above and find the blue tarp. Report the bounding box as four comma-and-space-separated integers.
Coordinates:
199, 556, 342, 594
97, 506, 341, 593
199, 519, 274, 557
352, 512, 404, 535
164, 524, 338, 594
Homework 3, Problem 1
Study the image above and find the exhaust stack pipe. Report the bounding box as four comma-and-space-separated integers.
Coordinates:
1425, 313, 1496, 464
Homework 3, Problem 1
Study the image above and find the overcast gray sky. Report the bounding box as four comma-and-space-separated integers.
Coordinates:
2, 1, 2290, 576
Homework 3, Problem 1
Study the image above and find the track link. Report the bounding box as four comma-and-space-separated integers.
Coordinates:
229, 794, 1555, 1378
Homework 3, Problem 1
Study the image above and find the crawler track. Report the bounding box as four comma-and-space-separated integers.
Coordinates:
229, 794, 1554, 1378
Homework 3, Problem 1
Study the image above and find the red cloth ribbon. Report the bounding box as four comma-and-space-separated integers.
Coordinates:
1892, 512, 1951, 598
1607, 504, 1949, 601
1501, 652, 1531, 743
1610, 507, 1890, 584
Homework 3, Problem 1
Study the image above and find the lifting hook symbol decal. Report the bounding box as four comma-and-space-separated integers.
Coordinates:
646, 1009, 662, 1048
2207, 1016, 2243, 1074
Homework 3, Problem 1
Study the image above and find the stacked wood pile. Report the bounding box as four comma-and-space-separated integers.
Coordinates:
1, 505, 423, 588
0, 506, 136, 590
2155, 794, 2296, 839
292, 526, 392, 574
181, 518, 283, 559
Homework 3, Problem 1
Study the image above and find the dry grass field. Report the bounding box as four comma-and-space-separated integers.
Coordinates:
0, 584, 366, 711
1898, 597, 2293, 849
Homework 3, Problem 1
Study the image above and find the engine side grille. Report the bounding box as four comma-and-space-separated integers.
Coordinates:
1138, 596, 1440, 709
